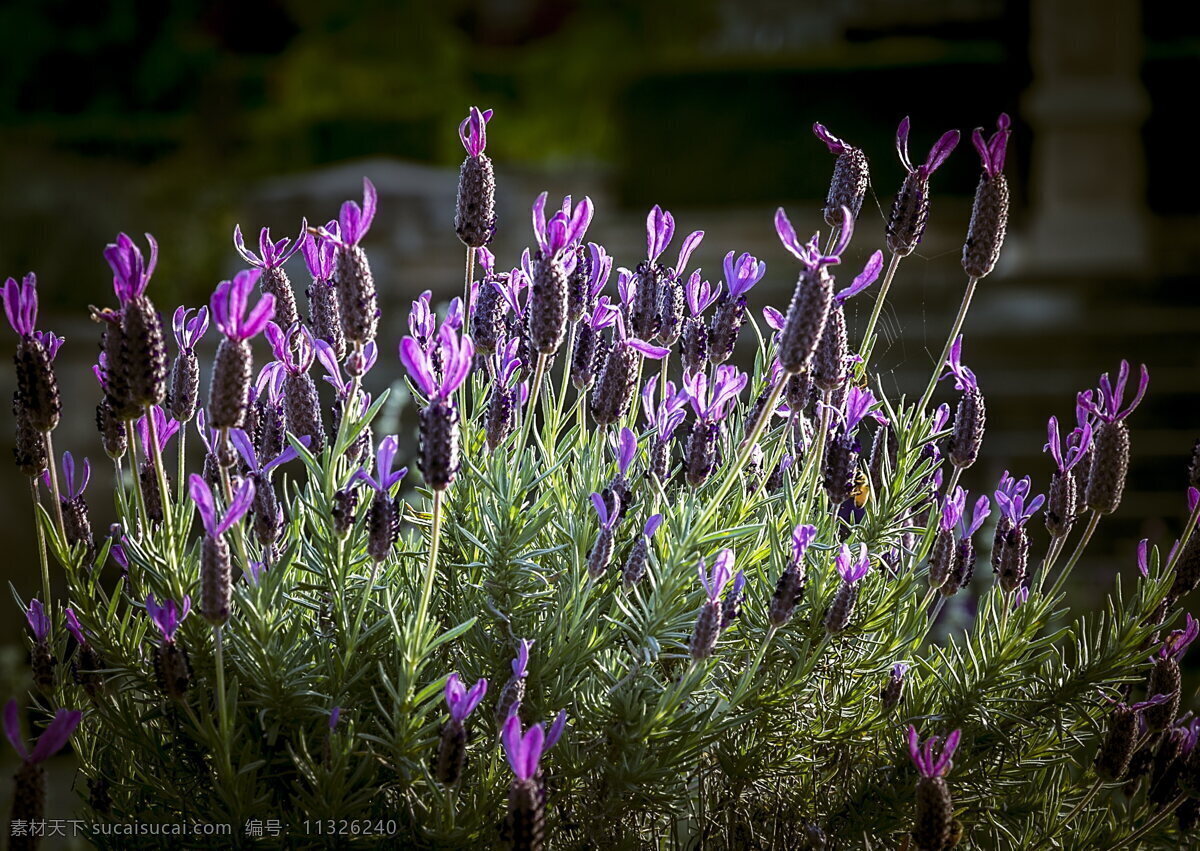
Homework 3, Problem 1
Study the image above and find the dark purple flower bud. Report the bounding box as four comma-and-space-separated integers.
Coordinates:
168, 347, 200, 425
146, 594, 190, 644
315, 182, 379, 346
963, 114, 1012, 279
823, 427, 861, 506
233, 221, 306, 329
471, 277, 506, 357
887, 118, 960, 257
332, 485, 359, 537
721, 571, 746, 629
366, 490, 400, 563
690, 550, 735, 660
529, 250, 568, 355
7, 277, 61, 432
1095, 698, 1161, 781
814, 122, 871, 226
907, 725, 961, 851
303, 230, 347, 361
590, 315, 669, 427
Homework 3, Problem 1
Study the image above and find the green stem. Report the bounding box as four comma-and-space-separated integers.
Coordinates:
799, 391, 833, 510
144, 405, 174, 544
42, 430, 67, 542
30, 478, 51, 607
177, 428, 187, 507
126, 420, 150, 533
349, 558, 381, 652
1046, 511, 1101, 600
730, 626, 777, 706
415, 488, 445, 633
857, 252, 902, 367
1166, 501, 1200, 573
917, 276, 979, 414
551, 322, 577, 446
515, 354, 547, 457
683, 376, 785, 551
213, 625, 233, 780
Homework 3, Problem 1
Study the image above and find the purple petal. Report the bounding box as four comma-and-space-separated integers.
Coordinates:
239, 292, 276, 341
399, 337, 438, 397
375, 436, 400, 490
791, 524, 817, 563
566, 197, 594, 247
217, 477, 255, 535
501, 714, 525, 778
64, 608, 87, 646
545, 710, 568, 750
774, 207, 808, 262
590, 492, 610, 527
644, 514, 664, 537
762, 306, 785, 332
907, 725, 923, 774
1137, 538, 1150, 578
4, 700, 28, 761
836, 251, 884, 302
813, 121, 847, 154
531, 192, 549, 253
932, 729, 962, 777
626, 339, 670, 359
229, 428, 258, 473
513, 638, 533, 678
519, 723, 545, 781
189, 474, 217, 536
26, 599, 50, 641
922, 130, 961, 176
614, 428, 637, 475
676, 230, 704, 274
27, 709, 83, 764
461, 677, 488, 719
895, 116, 913, 172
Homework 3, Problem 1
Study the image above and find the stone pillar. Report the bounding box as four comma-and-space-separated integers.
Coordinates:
1023, 0, 1150, 273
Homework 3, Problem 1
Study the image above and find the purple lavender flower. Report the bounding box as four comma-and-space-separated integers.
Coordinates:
963, 113, 1012, 279
623, 513, 663, 585
1079, 361, 1148, 515
1044, 414, 1093, 538
768, 524, 816, 627
5, 273, 63, 436
190, 473, 254, 624
146, 594, 191, 643
707, 250, 766, 364
355, 435, 408, 495
42, 450, 96, 560
814, 121, 870, 225
591, 312, 670, 427
773, 206, 856, 375
501, 712, 549, 848
265, 321, 325, 452
231, 428, 302, 549
993, 472, 1044, 593
681, 366, 747, 487
456, 107, 496, 248
208, 269, 276, 431
908, 725, 961, 779
887, 118, 960, 256
64, 608, 87, 647
315, 179, 379, 347
939, 336, 985, 470
588, 492, 620, 578
1145, 614, 1199, 731
486, 339, 526, 451
825, 544, 870, 633
690, 550, 735, 660
813, 249, 884, 392
168, 306, 208, 422
104, 232, 158, 305
135, 406, 180, 463
529, 194, 593, 355
495, 638, 534, 725
628, 205, 679, 340
212, 270, 276, 342
401, 324, 474, 490
881, 661, 909, 713
907, 724, 961, 851
655, 230, 703, 345
680, 271, 721, 375
233, 220, 306, 329
25, 599, 49, 643
301, 230, 345, 359
436, 672, 488, 785
642, 376, 689, 480
355, 435, 407, 562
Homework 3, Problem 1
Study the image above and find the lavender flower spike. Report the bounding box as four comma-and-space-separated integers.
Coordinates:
826, 544, 870, 633
963, 114, 1012, 278
1044, 414, 1092, 538
708, 251, 766, 364
456, 108, 496, 248
941, 336, 985, 470
623, 514, 663, 584
814, 121, 870, 225
1081, 360, 1148, 515
26, 599, 50, 642
190, 474, 254, 538
502, 713, 549, 848
888, 118, 960, 257
233, 221, 307, 270
437, 672, 488, 784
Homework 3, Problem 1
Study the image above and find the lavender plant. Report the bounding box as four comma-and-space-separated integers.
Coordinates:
5, 106, 1200, 851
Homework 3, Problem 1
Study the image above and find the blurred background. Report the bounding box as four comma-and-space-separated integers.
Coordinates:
0, 0, 1197, 711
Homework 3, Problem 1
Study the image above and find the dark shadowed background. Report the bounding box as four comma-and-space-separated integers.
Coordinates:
0, 0, 1197, 697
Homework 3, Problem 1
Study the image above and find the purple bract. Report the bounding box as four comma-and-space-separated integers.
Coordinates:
104, 232, 158, 304
907, 725, 961, 778
895, 118, 960, 179
458, 106, 493, 158
211, 269, 276, 341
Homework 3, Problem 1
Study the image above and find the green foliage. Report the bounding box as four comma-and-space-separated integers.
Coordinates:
10, 225, 1199, 850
